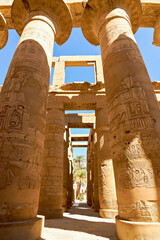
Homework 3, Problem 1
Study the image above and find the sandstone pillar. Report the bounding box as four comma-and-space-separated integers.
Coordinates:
96, 107, 117, 218
52, 61, 65, 87
93, 130, 99, 212
65, 130, 74, 209
89, 130, 94, 208
87, 143, 92, 206
0, 1, 72, 238
38, 106, 65, 218
0, 12, 8, 49
63, 128, 69, 212
67, 159, 74, 208
82, 1, 160, 239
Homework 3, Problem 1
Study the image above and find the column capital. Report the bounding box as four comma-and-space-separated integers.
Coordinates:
0, 12, 8, 49
11, 0, 72, 45
81, 0, 142, 46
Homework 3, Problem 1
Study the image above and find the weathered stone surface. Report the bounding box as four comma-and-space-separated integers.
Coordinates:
63, 128, 69, 212
82, 1, 160, 239
38, 107, 65, 218
96, 107, 118, 219
11, 0, 72, 45
0, 216, 44, 240
71, 134, 89, 142
2, 0, 160, 32
65, 113, 95, 128
93, 130, 100, 212
0, 12, 8, 49
0, 2, 56, 223
0, 3, 72, 239
87, 142, 92, 207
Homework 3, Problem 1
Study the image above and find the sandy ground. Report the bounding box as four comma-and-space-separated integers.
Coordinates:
41, 201, 118, 240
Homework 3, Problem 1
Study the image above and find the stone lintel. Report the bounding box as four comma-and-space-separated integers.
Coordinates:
65, 113, 95, 128
48, 82, 106, 110
47, 81, 160, 110
72, 142, 88, 147
1, 0, 160, 30
53, 55, 102, 67
71, 134, 89, 141
68, 122, 94, 128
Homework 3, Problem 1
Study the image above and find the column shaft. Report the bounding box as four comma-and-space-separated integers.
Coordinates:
63, 128, 69, 212
0, 13, 54, 222
87, 143, 92, 206
96, 108, 118, 218
98, 8, 160, 222
93, 130, 99, 212
38, 107, 65, 218
82, 2, 160, 238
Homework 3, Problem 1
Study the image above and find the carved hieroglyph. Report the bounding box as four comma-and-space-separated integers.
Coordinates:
0, 0, 72, 222
82, 0, 160, 238
96, 108, 118, 219
0, 12, 8, 49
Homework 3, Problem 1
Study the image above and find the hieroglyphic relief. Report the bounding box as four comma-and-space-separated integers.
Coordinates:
108, 75, 155, 134
18, 163, 41, 190
119, 200, 160, 222
0, 104, 25, 130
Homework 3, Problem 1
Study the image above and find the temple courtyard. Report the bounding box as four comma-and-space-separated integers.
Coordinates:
41, 201, 117, 240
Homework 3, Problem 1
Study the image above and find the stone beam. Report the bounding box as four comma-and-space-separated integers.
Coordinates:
48, 82, 106, 110
71, 134, 89, 141
72, 142, 88, 147
65, 113, 95, 128
53, 55, 101, 67
1, 1, 160, 29
47, 81, 160, 110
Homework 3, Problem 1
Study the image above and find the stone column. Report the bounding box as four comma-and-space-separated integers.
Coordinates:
82, 1, 160, 239
67, 159, 74, 208
96, 107, 118, 218
63, 128, 69, 212
0, 12, 8, 49
87, 142, 92, 206
89, 130, 94, 208
38, 105, 65, 218
52, 61, 65, 87
67, 129, 73, 208
0, 1, 72, 238
93, 130, 99, 212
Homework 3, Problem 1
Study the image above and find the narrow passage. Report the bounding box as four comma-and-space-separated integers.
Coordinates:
41, 201, 118, 240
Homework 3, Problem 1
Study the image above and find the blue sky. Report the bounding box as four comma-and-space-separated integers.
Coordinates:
0, 27, 160, 159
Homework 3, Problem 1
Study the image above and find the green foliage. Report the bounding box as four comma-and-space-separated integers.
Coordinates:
73, 155, 87, 199
73, 155, 86, 185
78, 193, 85, 201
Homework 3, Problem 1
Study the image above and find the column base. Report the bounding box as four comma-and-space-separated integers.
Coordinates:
0, 215, 44, 240
40, 209, 63, 219
94, 207, 99, 212
100, 209, 118, 219
116, 215, 160, 240
63, 207, 68, 212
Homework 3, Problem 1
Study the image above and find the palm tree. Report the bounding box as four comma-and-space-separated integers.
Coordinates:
73, 155, 86, 200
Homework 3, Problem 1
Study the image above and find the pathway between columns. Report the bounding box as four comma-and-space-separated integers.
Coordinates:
41, 201, 118, 240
